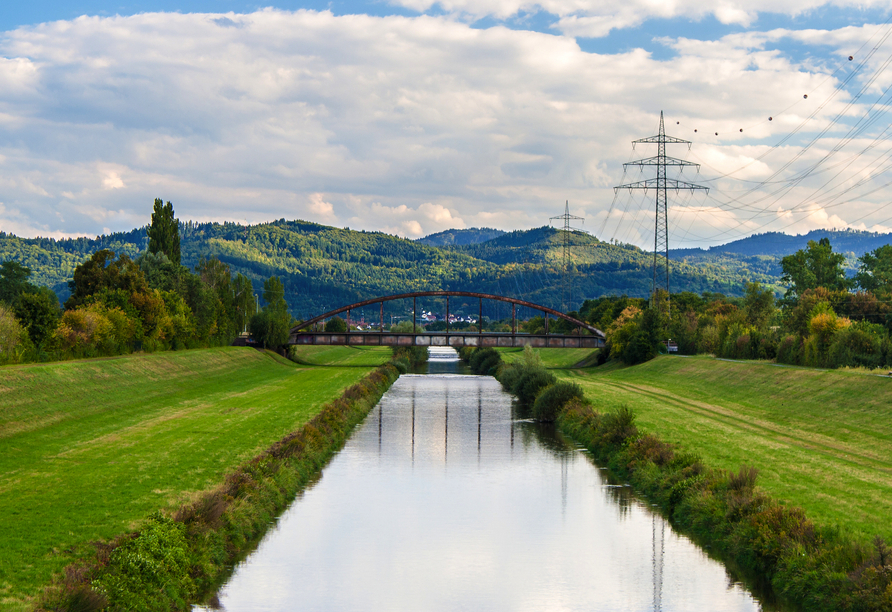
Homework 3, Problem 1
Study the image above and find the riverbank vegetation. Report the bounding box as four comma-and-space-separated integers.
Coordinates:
561, 355, 892, 545
460, 345, 892, 610
560, 397, 892, 611
0, 201, 303, 368
0, 345, 393, 611
581, 238, 892, 371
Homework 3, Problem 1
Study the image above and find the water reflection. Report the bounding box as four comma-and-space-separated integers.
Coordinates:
196, 348, 768, 612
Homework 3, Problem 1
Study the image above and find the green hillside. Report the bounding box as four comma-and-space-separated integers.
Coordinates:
0, 220, 784, 319
416, 227, 505, 247
670, 228, 892, 279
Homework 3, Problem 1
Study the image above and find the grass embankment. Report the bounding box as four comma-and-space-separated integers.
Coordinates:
557, 355, 892, 545
481, 348, 892, 609
0, 346, 392, 611
498, 347, 598, 369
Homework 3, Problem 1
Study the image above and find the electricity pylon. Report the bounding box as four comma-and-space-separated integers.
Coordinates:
550, 201, 584, 313
614, 111, 708, 302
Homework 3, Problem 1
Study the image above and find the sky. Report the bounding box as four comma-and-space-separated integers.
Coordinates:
2, 1, 892, 248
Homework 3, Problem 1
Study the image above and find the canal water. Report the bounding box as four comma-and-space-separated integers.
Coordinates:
196, 348, 770, 611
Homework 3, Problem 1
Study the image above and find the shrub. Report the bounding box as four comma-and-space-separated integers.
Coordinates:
476, 352, 503, 376
828, 324, 884, 369
392, 345, 428, 367
623, 330, 656, 365
697, 323, 720, 355
728, 465, 759, 492
776, 334, 802, 365
392, 357, 409, 374
52, 305, 119, 356
804, 307, 850, 367
468, 347, 500, 374
600, 405, 638, 446
514, 367, 556, 406
605, 305, 642, 359
0, 303, 31, 364
532, 381, 585, 422
755, 333, 778, 360
324, 316, 348, 332
558, 394, 892, 611
93, 514, 195, 612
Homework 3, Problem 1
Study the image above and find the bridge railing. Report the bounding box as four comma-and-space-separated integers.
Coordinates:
290, 330, 604, 349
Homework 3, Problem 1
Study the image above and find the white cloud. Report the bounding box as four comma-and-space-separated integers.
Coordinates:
102, 170, 125, 190
390, 1, 892, 36
308, 193, 338, 223
0, 9, 889, 247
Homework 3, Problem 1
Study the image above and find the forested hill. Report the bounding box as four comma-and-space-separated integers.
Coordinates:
672, 229, 892, 260
667, 228, 892, 280
417, 227, 505, 247
1, 220, 780, 318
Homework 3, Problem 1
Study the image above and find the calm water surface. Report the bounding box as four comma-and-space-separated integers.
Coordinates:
196, 348, 769, 612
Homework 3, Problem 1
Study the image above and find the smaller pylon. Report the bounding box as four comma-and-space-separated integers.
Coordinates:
550, 201, 584, 313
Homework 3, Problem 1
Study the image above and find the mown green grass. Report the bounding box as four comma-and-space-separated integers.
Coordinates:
0, 346, 391, 611
560, 355, 892, 544
498, 347, 597, 369
288, 345, 393, 367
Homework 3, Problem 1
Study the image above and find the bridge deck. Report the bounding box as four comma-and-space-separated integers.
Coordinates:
290, 331, 604, 349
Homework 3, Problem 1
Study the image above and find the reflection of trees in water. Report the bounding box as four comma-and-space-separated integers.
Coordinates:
515, 416, 641, 519
510, 397, 533, 420
513, 417, 571, 460
603, 482, 636, 519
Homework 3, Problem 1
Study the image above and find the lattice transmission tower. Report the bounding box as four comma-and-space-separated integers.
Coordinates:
614, 111, 708, 302
550, 201, 584, 313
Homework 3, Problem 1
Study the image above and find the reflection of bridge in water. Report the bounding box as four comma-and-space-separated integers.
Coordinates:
288, 291, 606, 349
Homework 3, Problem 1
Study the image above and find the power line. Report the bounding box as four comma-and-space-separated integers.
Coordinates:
549, 201, 585, 312
615, 111, 708, 300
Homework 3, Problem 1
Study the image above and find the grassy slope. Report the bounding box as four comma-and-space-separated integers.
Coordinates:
498, 347, 598, 369
0, 346, 391, 610
558, 355, 892, 544
287, 345, 396, 367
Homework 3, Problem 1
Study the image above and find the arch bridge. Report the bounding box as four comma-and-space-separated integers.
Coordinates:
289, 291, 605, 350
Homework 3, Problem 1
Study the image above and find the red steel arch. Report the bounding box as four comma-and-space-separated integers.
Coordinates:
290, 291, 604, 338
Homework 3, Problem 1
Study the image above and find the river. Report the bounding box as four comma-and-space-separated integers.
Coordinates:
195, 348, 772, 611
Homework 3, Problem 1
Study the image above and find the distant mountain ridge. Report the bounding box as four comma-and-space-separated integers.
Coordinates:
667, 228, 892, 279
670, 229, 892, 259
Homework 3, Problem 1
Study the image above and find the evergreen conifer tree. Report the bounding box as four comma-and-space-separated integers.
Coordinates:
147, 199, 181, 265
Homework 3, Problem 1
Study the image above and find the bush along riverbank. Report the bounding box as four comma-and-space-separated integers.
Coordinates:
391, 345, 428, 373
460, 346, 892, 611
37, 361, 401, 612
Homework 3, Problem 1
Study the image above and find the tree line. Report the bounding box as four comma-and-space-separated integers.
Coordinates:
0, 200, 292, 364
589, 237, 892, 370
0, 218, 781, 319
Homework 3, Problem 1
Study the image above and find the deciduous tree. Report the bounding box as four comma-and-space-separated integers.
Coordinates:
781, 238, 850, 298
855, 244, 892, 296
743, 282, 776, 328
0, 261, 33, 304
13, 288, 60, 348
249, 276, 292, 349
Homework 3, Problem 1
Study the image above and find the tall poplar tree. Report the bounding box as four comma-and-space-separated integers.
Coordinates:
147, 198, 181, 265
